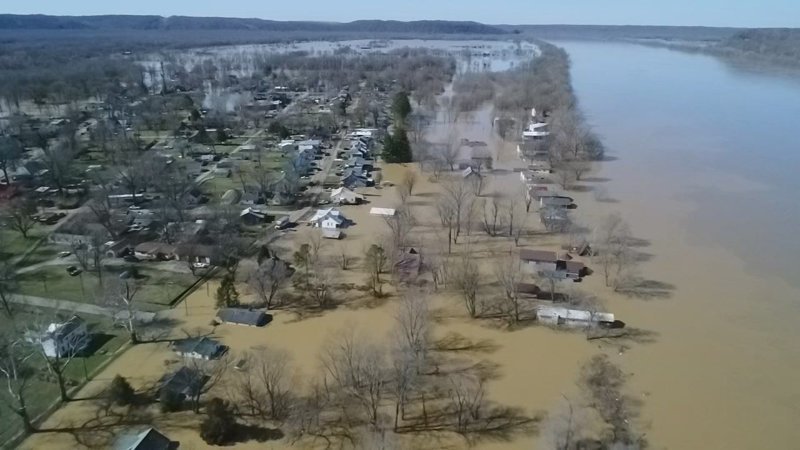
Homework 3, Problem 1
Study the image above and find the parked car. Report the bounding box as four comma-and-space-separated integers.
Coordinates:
58, 251, 72, 258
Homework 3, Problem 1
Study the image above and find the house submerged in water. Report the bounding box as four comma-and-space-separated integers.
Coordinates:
536, 306, 616, 328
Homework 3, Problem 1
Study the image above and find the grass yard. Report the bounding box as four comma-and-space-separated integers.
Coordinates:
0, 311, 127, 447
14, 264, 199, 311
0, 229, 46, 262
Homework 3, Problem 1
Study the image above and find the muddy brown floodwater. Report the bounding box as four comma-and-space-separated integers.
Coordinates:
20, 40, 800, 450
554, 41, 800, 449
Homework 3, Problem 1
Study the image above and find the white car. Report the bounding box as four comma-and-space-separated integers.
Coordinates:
192, 262, 211, 269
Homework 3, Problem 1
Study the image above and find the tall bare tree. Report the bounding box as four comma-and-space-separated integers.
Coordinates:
248, 258, 293, 309
27, 312, 81, 402
5, 198, 36, 239
393, 290, 431, 372
364, 244, 388, 297
447, 373, 486, 434
0, 333, 36, 433
495, 253, 525, 324
106, 279, 142, 344
320, 329, 388, 428
441, 177, 473, 241
594, 213, 634, 288
239, 347, 294, 421
452, 250, 480, 318
0, 257, 17, 317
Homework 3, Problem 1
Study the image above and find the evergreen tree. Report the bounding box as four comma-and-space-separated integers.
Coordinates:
215, 274, 240, 308
392, 91, 412, 125
109, 375, 136, 406
383, 127, 413, 163
200, 398, 237, 445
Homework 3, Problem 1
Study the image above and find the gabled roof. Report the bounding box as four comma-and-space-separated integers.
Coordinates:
519, 249, 558, 263
173, 337, 226, 359
114, 427, 174, 450
217, 308, 269, 326
160, 366, 205, 395
46, 315, 85, 341
310, 208, 344, 223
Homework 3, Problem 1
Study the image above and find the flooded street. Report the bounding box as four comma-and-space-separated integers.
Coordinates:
557, 41, 800, 449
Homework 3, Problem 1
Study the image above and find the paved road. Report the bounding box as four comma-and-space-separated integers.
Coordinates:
8, 294, 157, 322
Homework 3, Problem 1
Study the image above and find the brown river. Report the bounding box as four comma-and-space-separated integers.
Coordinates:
555, 41, 800, 449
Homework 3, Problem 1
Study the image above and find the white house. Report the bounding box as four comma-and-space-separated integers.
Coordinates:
330, 187, 364, 205
39, 316, 90, 358
309, 208, 347, 229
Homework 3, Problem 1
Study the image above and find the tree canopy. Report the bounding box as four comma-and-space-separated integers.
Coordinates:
383, 127, 412, 163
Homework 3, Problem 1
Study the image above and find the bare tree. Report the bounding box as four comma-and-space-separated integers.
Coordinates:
393, 290, 431, 371
435, 196, 457, 253
495, 253, 525, 324
442, 136, 461, 171
390, 347, 417, 432
26, 312, 81, 402
338, 242, 352, 271
452, 250, 480, 318
242, 347, 294, 420
383, 208, 414, 250
441, 177, 473, 241
481, 196, 503, 237
248, 258, 293, 309
0, 259, 16, 317
309, 266, 334, 308
320, 329, 388, 428
581, 355, 644, 446
5, 199, 36, 239
554, 166, 577, 191
568, 160, 592, 181
106, 278, 142, 344
447, 373, 486, 434
0, 333, 37, 433
364, 244, 388, 297
594, 214, 634, 288
184, 354, 231, 414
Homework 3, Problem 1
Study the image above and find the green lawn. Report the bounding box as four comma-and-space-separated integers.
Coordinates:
14, 264, 199, 311
0, 311, 127, 446
0, 229, 46, 262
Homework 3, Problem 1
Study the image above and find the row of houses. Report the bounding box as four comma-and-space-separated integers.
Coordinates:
339, 135, 376, 189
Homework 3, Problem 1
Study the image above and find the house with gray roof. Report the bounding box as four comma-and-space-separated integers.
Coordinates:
217, 308, 271, 327
114, 427, 178, 450
172, 337, 227, 360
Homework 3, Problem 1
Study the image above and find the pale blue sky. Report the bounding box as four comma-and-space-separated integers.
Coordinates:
3, 0, 799, 28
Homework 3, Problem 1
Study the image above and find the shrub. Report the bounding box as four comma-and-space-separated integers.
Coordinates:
109, 375, 135, 406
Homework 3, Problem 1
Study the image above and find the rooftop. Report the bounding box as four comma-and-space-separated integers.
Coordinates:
519, 249, 558, 263
217, 308, 270, 326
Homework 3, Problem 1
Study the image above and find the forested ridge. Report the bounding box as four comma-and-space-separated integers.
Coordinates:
0, 15, 506, 34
